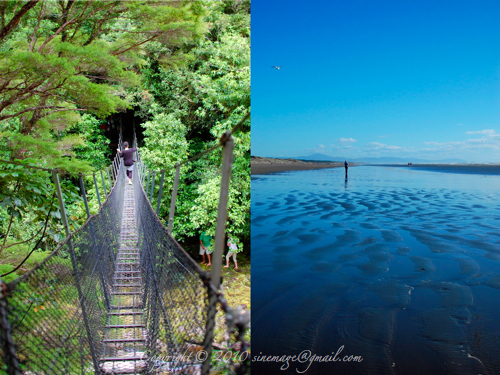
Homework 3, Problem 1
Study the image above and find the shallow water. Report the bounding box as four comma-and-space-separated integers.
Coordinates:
252, 166, 500, 375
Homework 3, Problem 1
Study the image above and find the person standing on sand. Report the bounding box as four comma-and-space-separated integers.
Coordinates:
199, 231, 212, 266
344, 160, 349, 179
117, 142, 138, 185
224, 236, 239, 270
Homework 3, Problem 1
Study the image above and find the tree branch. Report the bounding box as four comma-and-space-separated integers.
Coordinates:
1, 194, 54, 278
60, 0, 115, 45
83, 6, 116, 46
0, 220, 45, 252
43, 107, 86, 117
0, 1, 40, 42
112, 34, 160, 56
29, 0, 46, 52
0, 75, 68, 115
0, 3, 6, 30
107, 29, 166, 34
0, 105, 64, 122
0, 84, 46, 114
37, 0, 92, 51
0, 215, 15, 256
37, 19, 75, 51
0, 180, 21, 257
60, 0, 74, 42
22, 94, 48, 133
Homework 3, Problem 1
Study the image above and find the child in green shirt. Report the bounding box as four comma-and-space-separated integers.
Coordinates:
199, 231, 212, 266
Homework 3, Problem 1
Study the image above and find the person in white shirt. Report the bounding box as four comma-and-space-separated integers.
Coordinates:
224, 236, 239, 270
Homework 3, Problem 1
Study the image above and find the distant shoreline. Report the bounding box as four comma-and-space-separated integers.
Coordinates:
251, 158, 500, 176
251, 156, 345, 175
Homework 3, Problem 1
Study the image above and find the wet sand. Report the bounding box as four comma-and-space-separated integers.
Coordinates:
252, 166, 500, 374
251, 156, 345, 175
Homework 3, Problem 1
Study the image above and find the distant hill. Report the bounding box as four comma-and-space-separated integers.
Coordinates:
276, 153, 467, 164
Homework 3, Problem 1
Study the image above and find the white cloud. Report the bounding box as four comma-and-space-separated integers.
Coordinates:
423, 141, 460, 146
365, 142, 403, 150
465, 129, 495, 135
336, 138, 357, 144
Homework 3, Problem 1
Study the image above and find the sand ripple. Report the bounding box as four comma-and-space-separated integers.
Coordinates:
252, 167, 500, 374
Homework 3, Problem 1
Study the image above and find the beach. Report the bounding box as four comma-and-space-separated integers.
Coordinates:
252, 165, 500, 374
251, 156, 345, 174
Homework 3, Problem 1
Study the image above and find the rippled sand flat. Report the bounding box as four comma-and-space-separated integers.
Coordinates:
252, 166, 500, 374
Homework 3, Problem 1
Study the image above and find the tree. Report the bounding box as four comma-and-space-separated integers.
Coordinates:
140, 0, 250, 246
0, 160, 80, 261
63, 113, 111, 170
0, 0, 206, 172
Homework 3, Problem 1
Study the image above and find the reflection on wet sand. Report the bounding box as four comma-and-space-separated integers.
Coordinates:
252, 166, 500, 374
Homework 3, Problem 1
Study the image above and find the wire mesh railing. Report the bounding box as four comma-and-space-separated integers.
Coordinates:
0, 163, 125, 374
133, 165, 208, 373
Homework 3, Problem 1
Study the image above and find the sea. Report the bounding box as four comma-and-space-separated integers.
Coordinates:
251, 165, 500, 375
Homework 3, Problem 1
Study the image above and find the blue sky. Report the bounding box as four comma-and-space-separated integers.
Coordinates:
251, 0, 500, 162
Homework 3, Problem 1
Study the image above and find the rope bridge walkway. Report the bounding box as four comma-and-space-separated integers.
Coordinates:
100, 180, 147, 373
0, 116, 250, 375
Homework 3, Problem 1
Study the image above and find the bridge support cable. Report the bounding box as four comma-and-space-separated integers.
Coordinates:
0, 280, 22, 375
101, 170, 109, 197
107, 166, 113, 189
155, 170, 166, 216
167, 163, 180, 235
94, 172, 103, 207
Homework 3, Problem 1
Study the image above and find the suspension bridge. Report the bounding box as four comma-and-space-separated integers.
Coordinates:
0, 122, 250, 375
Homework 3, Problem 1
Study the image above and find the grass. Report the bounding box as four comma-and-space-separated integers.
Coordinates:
199, 253, 250, 312
0, 242, 56, 282
181, 239, 250, 311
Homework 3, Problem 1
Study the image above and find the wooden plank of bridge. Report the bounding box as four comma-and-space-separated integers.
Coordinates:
100, 178, 148, 374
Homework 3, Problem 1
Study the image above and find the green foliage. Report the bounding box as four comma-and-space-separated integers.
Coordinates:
0, 162, 57, 222
140, 1, 250, 244
64, 114, 111, 170
0, 0, 205, 171
0, 161, 81, 260
1, 130, 94, 174
140, 109, 189, 185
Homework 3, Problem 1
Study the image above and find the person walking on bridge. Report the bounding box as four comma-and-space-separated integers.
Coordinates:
117, 142, 138, 185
